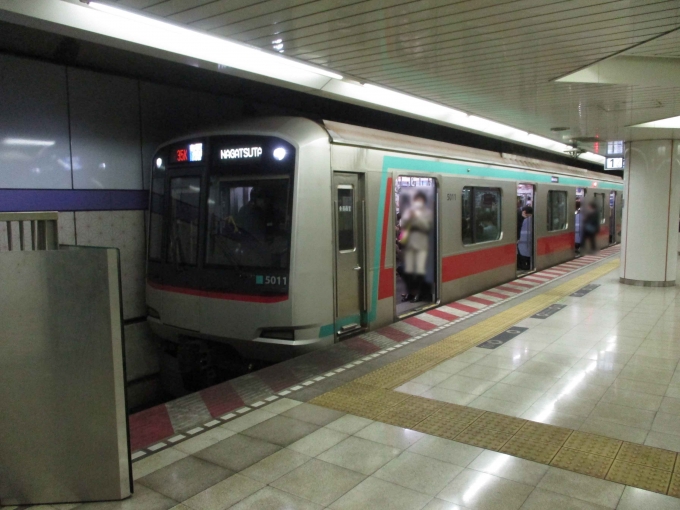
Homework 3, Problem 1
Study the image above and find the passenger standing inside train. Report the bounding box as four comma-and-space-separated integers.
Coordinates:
401, 191, 433, 302
582, 202, 600, 253
574, 200, 582, 255
517, 206, 533, 270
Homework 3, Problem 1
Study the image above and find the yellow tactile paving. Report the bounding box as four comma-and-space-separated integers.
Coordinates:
454, 425, 516, 451
375, 395, 445, 428
668, 473, 680, 498
616, 442, 677, 471
563, 431, 623, 458
516, 421, 573, 443
501, 435, 566, 464
606, 460, 672, 494
551, 448, 614, 478
309, 260, 680, 499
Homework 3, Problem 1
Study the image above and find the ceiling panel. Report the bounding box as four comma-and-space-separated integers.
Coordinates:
110, 0, 680, 152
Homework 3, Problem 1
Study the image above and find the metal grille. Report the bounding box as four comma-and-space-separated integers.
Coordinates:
0, 212, 59, 251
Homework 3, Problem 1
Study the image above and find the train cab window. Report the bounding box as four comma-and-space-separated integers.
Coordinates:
462, 187, 502, 244
547, 190, 568, 231
168, 177, 201, 266
337, 185, 355, 251
206, 176, 291, 268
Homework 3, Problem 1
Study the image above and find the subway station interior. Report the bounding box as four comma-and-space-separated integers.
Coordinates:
2, 1, 680, 509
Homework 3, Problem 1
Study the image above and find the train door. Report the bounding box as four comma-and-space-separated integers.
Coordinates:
609, 191, 616, 244
575, 188, 585, 254
333, 173, 366, 336
517, 183, 535, 275
395, 175, 438, 317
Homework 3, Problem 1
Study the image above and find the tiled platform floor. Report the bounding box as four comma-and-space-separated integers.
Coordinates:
129, 248, 620, 453
12, 400, 680, 510
396, 266, 680, 451
7, 252, 680, 508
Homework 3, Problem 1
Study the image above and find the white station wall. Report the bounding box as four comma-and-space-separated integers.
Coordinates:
0, 53, 245, 408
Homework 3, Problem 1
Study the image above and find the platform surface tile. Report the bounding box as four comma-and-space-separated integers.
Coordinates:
8, 247, 680, 510
130, 248, 619, 455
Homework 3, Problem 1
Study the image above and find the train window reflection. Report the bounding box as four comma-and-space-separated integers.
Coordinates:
547, 190, 568, 231
206, 176, 291, 268
337, 185, 355, 252
462, 187, 502, 244
168, 177, 200, 266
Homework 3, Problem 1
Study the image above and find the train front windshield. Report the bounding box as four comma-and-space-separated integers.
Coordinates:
206, 176, 291, 269
148, 136, 295, 297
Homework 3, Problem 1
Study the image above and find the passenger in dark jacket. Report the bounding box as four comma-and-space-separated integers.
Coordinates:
582, 202, 600, 253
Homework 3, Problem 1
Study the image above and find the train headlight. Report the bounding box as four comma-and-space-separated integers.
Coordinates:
273, 148, 287, 161
156, 157, 163, 168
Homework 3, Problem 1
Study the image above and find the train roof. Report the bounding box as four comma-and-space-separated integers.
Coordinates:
323, 120, 622, 185
159, 116, 620, 185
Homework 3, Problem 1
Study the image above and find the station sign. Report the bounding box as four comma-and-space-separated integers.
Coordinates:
605, 140, 624, 170
605, 157, 624, 170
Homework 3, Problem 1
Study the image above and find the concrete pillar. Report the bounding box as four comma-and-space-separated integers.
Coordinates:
620, 139, 680, 286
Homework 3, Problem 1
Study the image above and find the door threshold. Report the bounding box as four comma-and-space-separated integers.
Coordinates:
337, 324, 365, 339
397, 302, 439, 320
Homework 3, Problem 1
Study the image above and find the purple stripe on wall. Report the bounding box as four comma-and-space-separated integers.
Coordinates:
0, 189, 148, 212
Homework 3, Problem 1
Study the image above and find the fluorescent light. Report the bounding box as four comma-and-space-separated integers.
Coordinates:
3, 138, 55, 146
631, 115, 680, 128
0, 0, 604, 165
88, 2, 342, 81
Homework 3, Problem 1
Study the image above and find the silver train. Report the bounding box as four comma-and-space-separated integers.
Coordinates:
146, 117, 623, 372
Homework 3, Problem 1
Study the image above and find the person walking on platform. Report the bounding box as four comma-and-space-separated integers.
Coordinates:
582, 202, 600, 253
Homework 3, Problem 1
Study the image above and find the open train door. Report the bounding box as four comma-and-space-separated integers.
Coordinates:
517, 183, 535, 275
332, 172, 367, 337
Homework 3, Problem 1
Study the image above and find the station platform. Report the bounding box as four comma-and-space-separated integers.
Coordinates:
14, 245, 680, 510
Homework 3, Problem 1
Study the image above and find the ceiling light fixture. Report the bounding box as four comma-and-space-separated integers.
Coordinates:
89, 2, 343, 81
630, 115, 680, 128
0, 0, 604, 165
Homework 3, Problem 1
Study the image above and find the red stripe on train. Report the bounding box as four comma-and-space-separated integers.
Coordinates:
537, 231, 575, 256
442, 244, 516, 282
147, 281, 288, 303
378, 177, 395, 300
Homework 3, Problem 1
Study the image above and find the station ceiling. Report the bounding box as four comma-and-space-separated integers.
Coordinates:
2, 0, 679, 158
109, 0, 680, 153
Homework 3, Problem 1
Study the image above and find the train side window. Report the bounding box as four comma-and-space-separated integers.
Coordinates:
462, 186, 502, 244
167, 177, 201, 266
594, 193, 606, 224
547, 190, 568, 231
337, 185, 355, 251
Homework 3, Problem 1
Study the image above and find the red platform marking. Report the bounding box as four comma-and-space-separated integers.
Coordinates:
344, 336, 381, 354
507, 281, 533, 288
200, 382, 246, 419
427, 308, 459, 321
448, 302, 479, 313
378, 326, 411, 342
524, 275, 551, 282
404, 316, 438, 331
465, 295, 495, 306
442, 244, 516, 282
482, 290, 510, 300
129, 404, 175, 452
257, 365, 301, 393
496, 285, 522, 294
